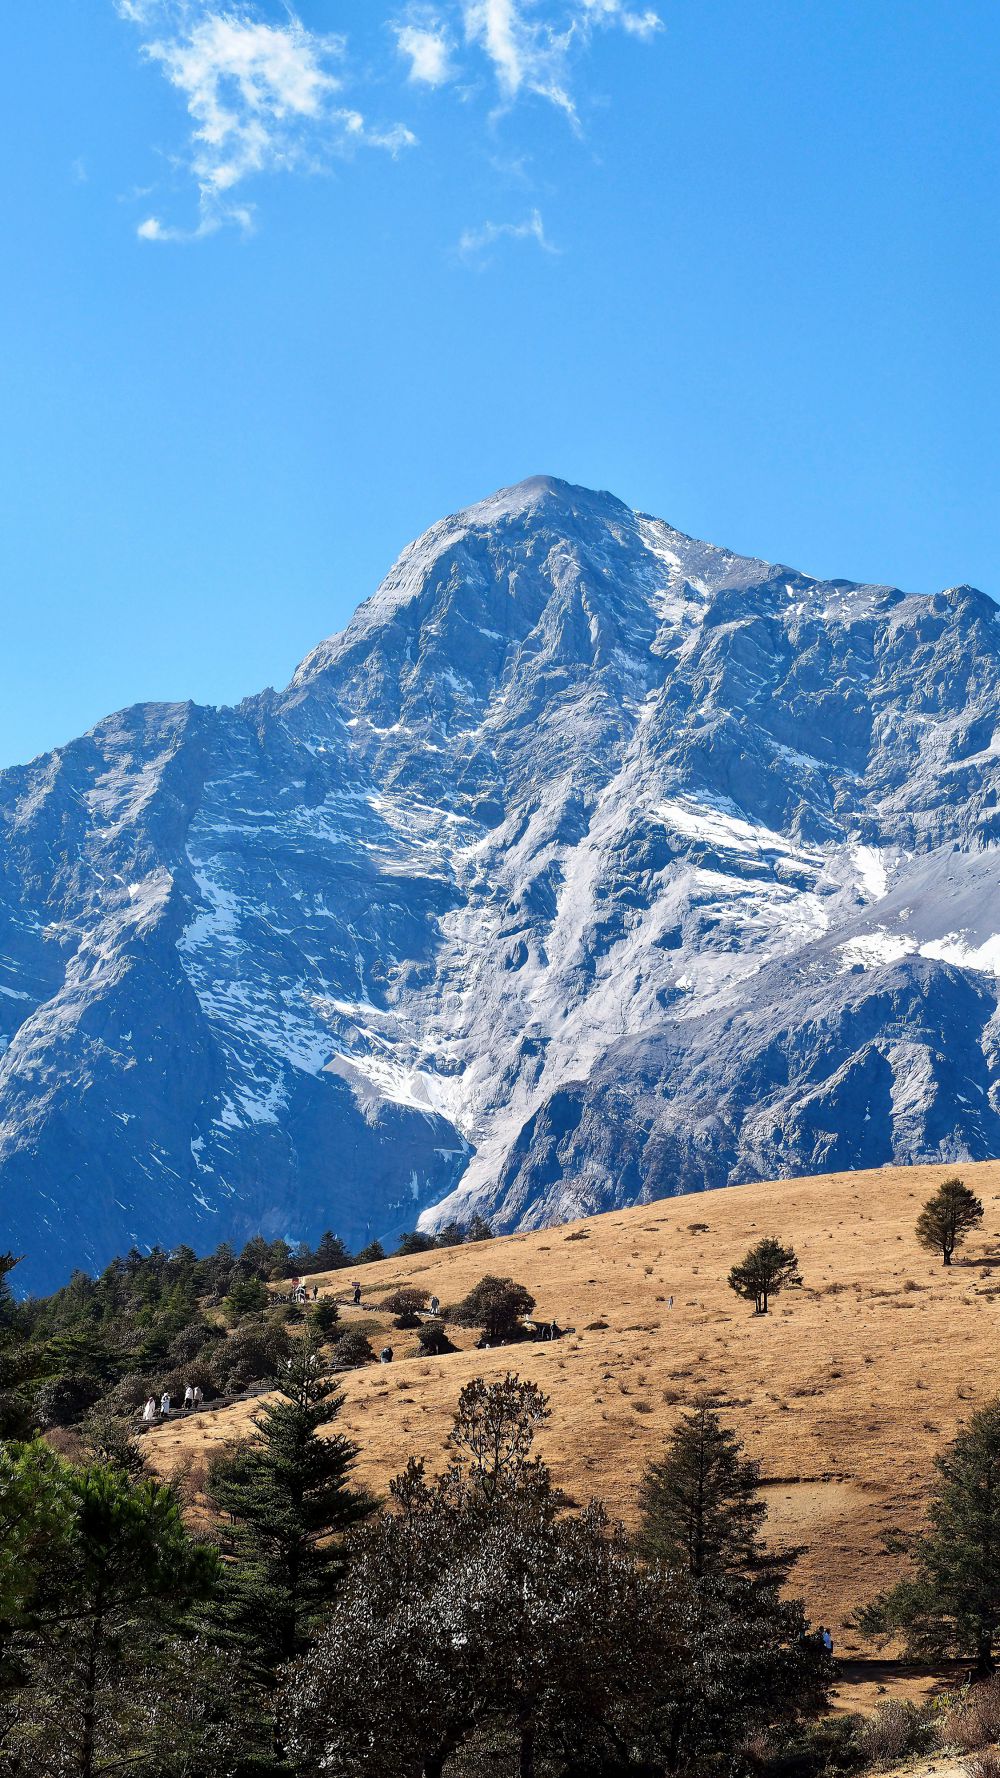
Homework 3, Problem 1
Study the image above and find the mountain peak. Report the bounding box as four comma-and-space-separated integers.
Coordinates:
2, 479, 1000, 1293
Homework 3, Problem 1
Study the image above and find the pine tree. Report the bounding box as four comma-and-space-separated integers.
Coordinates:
4, 1461, 220, 1776
916, 1176, 984, 1266
728, 1236, 802, 1313
636, 1399, 800, 1581
0, 1251, 48, 1436
465, 1212, 495, 1243
856, 1397, 1000, 1675
354, 1239, 385, 1265
313, 1230, 350, 1270
206, 1336, 377, 1669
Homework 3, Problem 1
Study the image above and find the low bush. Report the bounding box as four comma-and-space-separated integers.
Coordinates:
945, 1677, 1000, 1751
853, 1700, 935, 1768
333, 1328, 376, 1368
967, 1752, 1000, 1778
149, 1361, 218, 1404
167, 1320, 221, 1365
764, 1715, 867, 1778
33, 1373, 103, 1429
378, 1287, 429, 1316
103, 1371, 153, 1414
416, 1321, 454, 1356
393, 1312, 423, 1330
210, 1321, 292, 1393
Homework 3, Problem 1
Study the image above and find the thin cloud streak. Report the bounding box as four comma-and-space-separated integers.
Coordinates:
458, 206, 558, 258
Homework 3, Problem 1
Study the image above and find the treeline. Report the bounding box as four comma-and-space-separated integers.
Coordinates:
0, 1212, 494, 1438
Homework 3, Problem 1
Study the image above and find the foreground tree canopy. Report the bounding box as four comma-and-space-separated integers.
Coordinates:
279, 1373, 832, 1778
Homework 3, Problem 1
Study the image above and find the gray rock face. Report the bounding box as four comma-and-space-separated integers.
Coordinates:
3, 474, 1000, 1291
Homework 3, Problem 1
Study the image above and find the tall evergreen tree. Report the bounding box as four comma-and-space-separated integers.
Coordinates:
636, 1399, 801, 1583
206, 1336, 377, 1669
856, 1397, 1000, 1675
4, 1462, 220, 1777
313, 1230, 350, 1271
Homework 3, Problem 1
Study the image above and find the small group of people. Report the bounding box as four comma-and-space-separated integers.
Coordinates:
142, 1385, 204, 1421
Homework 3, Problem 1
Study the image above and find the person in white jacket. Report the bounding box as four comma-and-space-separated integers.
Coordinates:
143, 1397, 157, 1421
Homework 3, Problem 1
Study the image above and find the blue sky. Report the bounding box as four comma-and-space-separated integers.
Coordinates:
1, 1, 998, 766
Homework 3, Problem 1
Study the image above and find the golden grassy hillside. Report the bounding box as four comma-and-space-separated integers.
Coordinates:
144, 1159, 1000, 1705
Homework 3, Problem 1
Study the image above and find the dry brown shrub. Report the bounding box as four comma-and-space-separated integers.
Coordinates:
947, 1677, 1000, 1751
966, 1751, 1000, 1778
855, 1700, 935, 1767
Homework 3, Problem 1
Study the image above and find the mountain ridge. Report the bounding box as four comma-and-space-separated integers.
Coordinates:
2, 475, 1000, 1293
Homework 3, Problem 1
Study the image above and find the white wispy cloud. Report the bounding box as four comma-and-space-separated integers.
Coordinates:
395, 10, 457, 85
580, 0, 662, 39
462, 1, 575, 116
118, 3, 415, 238
458, 206, 557, 257
115, 1, 662, 239
459, 0, 663, 119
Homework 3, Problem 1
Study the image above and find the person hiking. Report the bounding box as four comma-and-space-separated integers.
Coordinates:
352, 1280, 362, 1305
183, 1385, 195, 1411
160, 1391, 171, 1416
312, 1285, 318, 1300
667, 1295, 673, 1309
429, 1295, 440, 1316
192, 1385, 203, 1408
380, 1345, 393, 1364
143, 1396, 157, 1422
820, 1627, 833, 1655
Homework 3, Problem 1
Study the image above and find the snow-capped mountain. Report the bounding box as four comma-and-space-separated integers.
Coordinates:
4, 474, 1000, 1293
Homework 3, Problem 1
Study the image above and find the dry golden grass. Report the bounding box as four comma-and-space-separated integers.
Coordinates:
143, 1158, 1000, 1713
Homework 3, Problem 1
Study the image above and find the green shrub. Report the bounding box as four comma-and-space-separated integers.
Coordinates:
332, 1329, 375, 1368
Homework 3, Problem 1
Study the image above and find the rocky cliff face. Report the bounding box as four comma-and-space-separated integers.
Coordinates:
4, 475, 1000, 1292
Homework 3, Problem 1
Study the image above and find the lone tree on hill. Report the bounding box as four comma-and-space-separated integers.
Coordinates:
855, 1396, 1000, 1676
447, 1275, 535, 1343
727, 1236, 802, 1314
916, 1176, 984, 1266
636, 1398, 801, 1582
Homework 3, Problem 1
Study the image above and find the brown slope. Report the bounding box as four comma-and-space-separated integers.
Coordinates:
144, 1158, 1000, 1684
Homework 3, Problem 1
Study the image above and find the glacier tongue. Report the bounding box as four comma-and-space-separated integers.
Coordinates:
3, 474, 1000, 1291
